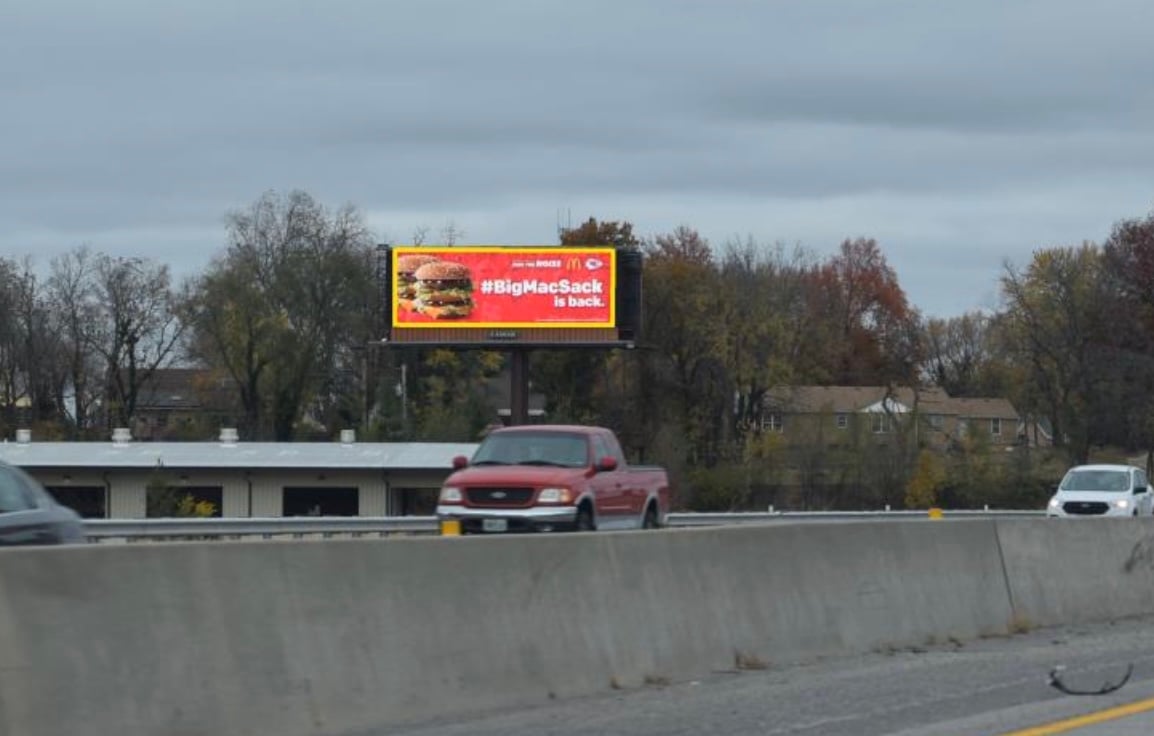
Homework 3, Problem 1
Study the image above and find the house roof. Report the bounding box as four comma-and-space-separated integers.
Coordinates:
764, 385, 1021, 420
947, 397, 1020, 420
134, 368, 233, 411
765, 386, 953, 414
0, 439, 480, 471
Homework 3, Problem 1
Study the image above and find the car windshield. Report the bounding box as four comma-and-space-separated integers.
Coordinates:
471, 432, 589, 468
1060, 469, 1130, 492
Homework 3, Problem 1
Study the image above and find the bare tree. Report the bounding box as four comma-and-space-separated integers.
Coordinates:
923, 312, 989, 394
0, 258, 24, 431
440, 221, 465, 246
45, 247, 104, 435
411, 226, 430, 246
91, 254, 184, 428
0, 257, 66, 433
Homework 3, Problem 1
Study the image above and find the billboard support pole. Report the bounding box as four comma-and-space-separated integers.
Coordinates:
510, 349, 530, 426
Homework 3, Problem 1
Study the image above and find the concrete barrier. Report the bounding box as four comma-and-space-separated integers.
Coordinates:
995, 517, 1154, 627
0, 519, 1146, 735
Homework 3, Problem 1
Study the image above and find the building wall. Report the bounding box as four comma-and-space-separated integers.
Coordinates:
763, 411, 1025, 449
37, 470, 112, 518
37, 470, 148, 519
23, 467, 451, 519
383, 471, 447, 516
247, 470, 389, 517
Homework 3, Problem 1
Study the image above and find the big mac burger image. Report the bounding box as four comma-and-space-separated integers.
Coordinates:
396, 254, 441, 311
413, 260, 475, 319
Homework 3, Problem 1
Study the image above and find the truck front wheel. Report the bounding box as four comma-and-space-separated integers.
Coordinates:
642, 505, 659, 529
575, 504, 595, 532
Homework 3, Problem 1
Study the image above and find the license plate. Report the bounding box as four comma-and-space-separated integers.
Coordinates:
482, 518, 508, 533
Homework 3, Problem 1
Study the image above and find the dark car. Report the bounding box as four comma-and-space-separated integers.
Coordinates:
0, 460, 86, 546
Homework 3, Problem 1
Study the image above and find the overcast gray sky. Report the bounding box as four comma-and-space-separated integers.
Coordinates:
5, 0, 1153, 318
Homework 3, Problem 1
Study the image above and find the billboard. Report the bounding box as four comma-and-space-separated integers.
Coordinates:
391, 246, 616, 329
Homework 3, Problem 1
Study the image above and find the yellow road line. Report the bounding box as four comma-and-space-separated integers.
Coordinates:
1002, 696, 1154, 735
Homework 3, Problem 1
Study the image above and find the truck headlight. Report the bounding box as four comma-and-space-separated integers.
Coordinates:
439, 486, 463, 504
538, 487, 572, 503
1048, 497, 1060, 508
1115, 498, 1131, 510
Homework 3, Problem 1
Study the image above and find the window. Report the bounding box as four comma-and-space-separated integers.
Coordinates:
871, 413, 892, 434
591, 435, 610, 464
1060, 470, 1129, 492
767, 413, 783, 432
0, 467, 37, 513
393, 487, 439, 515
283, 487, 359, 517
990, 418, 1002, 436
46, 486, 107, 518
147, 485, 224, 518
836, 414, 848, 429
593, 433, 626, 466
928, 414, 944, 430
957, 418, 969, 436
474, 431, 590, 468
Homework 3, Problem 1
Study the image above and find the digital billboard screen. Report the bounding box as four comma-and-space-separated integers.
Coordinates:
391, 246, 617, 329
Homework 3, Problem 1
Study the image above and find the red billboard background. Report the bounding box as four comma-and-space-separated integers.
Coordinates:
391, 247, 616, 328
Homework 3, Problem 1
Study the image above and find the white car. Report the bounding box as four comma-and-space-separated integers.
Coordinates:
1046, 464, 1154, 518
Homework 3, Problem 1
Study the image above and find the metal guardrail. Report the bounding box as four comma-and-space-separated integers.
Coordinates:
84, 516, 440, 540
667, 509, 1046, 526
83, 509, 1046, 541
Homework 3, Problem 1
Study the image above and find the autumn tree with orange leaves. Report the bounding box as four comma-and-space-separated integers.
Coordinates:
805, 237, 922, 387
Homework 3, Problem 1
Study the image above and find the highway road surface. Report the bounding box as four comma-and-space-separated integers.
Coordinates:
376, 614, 1154, 736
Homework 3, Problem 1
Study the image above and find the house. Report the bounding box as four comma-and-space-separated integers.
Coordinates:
753, 385, 1046, 449
0, 390, 33, 428
936, 397, 1028, 449
131, 368, 235, 440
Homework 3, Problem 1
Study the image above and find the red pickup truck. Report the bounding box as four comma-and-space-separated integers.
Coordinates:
436, 425, 671, 533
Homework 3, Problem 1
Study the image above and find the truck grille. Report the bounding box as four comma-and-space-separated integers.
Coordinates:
1062, 501, 1109, 515
465, 487, 535, 507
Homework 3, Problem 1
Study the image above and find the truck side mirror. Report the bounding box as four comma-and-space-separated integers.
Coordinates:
597, 456, 618, 472
452, 455, 469, 470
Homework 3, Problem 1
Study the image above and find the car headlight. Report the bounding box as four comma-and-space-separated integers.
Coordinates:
537, 487, 572, 503
1048, 497, 1060, 508
1115, 498, 1131, 509
439, 486, 463, 504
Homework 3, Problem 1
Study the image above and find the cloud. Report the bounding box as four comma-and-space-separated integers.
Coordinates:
3, 0, 1153, 318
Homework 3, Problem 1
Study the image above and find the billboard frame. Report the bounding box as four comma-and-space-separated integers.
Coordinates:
390, 245, 617, 330
385, 245, 635, 347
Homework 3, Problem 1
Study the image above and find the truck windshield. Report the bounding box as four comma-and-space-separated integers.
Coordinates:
1060, 469, 1130, 492
471, 432, 589, 468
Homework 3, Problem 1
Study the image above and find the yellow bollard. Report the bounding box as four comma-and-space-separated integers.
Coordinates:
440, 519, 461, 536
928, 508, 943, 520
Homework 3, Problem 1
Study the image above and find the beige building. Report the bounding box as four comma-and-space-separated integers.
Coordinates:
0, 429, 477, 519
755, 385, 1047, 449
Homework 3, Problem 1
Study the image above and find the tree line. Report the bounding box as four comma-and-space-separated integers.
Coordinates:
3, 190, 1153, 509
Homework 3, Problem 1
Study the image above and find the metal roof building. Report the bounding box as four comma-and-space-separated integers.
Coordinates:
0, 433, 479, 520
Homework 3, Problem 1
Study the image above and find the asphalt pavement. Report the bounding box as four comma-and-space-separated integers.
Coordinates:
371, 614, 1154, 736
